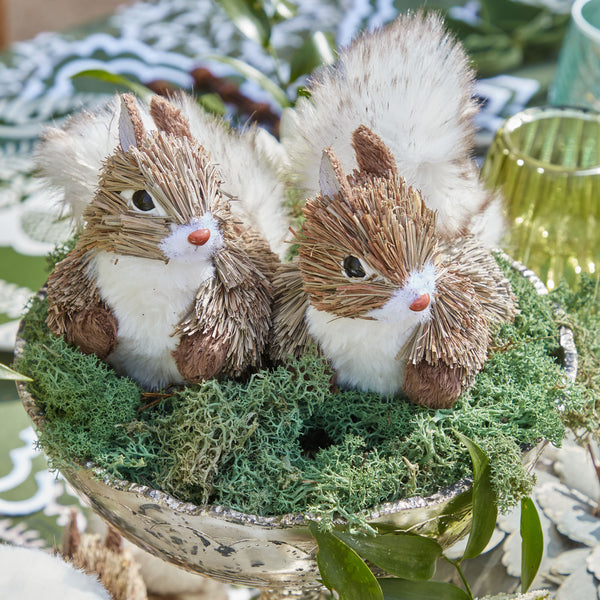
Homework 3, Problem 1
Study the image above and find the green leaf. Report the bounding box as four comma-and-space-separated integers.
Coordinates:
289, 31, 336, 84
478, 0, 542, 31
204, 55, 291, 108
295, 87, 312, 99
71, 70, 152, 100
196, 93, 227, 116
215, 0, 271, 47
455, 432, 498, 560
308, 522, 383, 600
379, 578, 470, 600
334, 530, 442, 581
461, 34, 523, 77
0, 363, 32, 382
454, 432, 487, 480
269, 0, 297, 22
520, 497, 543, 593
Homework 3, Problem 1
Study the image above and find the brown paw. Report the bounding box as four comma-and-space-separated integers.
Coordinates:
403, 361, 465, 409
65, 307, 118, 361
173, 332, 230, 383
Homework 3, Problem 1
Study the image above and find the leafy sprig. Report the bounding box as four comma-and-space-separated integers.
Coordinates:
212, 0, 335, 104
442, 0, 570, 76
309, 435, 544, 600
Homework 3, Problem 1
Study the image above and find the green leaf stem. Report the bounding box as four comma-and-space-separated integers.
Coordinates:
215, 0, 272, 47
71, 70, 152, 100
204, 55, 291, 108
289, 31, 336, 83
0, 363, 32, 382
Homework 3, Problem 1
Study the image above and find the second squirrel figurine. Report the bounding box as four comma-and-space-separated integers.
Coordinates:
271, 126, 517, 409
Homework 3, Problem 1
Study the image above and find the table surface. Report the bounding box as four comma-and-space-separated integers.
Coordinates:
0, 0, 567, 572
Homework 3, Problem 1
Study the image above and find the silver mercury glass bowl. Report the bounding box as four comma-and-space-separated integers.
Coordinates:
15, 256, 578, 598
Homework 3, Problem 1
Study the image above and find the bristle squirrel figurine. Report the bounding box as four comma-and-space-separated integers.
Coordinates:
271, 126, 517, 409
44, 94, 278, 390
282, 11, 504, 248
36, 92, 291, 260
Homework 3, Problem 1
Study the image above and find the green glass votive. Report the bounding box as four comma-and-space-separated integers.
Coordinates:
482, 106, 600, 289
549, 0, 600, 111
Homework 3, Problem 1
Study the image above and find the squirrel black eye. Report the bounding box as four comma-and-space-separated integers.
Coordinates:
132, 190, 155, 211
343, 256, 366, 278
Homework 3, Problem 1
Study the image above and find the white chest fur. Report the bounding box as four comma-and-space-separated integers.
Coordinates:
91, 251, 215, 389
306, 306, 422, 397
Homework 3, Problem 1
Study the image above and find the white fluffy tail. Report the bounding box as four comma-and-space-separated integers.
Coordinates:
282, 11, 504, 246
36, 94, 291, 257
35, 97, 123, 226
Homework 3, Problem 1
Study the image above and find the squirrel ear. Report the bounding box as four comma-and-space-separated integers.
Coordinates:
351, 125, 398, 179
149, 95, 193, 140
119, 94, 145, 151
319, 148, 351, 199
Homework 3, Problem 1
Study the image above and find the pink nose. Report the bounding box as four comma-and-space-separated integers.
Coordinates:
188, 228, 211, 246
409, 293, 430, 312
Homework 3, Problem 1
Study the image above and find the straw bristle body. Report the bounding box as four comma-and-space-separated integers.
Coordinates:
178, 228, 278, 378
269, 260, 312, 362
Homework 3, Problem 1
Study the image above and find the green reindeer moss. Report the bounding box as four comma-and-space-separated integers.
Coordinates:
16, 254, 589, 525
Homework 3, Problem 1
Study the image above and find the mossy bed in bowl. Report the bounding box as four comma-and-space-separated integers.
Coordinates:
14, 253, 582, 587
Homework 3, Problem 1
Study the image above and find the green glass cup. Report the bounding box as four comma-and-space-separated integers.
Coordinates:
549, 0, 600, 110
481, 105, 600, 289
